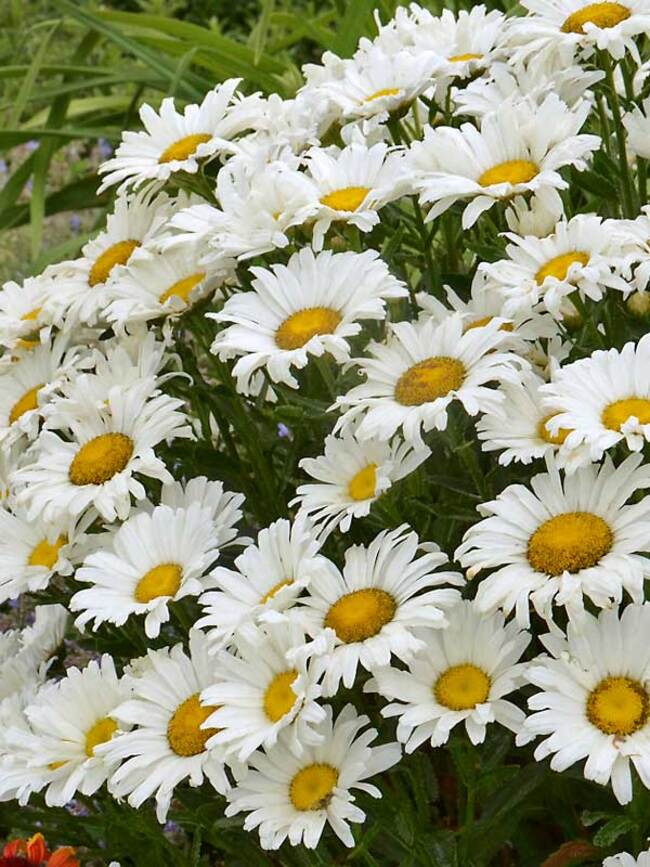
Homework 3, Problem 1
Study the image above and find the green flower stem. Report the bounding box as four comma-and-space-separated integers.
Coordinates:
601, 52, 636, 218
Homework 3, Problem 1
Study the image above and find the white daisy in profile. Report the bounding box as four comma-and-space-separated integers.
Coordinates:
540, 334, 650, 461
504, 187, 566, 238
407, 94, 599, 228
294, 525, 463, 696
457, 453, 650, 625
368, 600, 530, 749
209, 247, 407, 392
160, 476, 244, 548
605, 851, 650, 866
624, 96, 650, 160
71, 503, 218, 639
15, 381, 192, 522
609, 205, 650, 293
197, 517, 332, 651
291, 431, 430, 537
480, 214, 630, 317
103, 630, 230, 823
225, 703, 401, 849
0, 274, 55, 352
518, 605, 650, 804
98, 79, 261, 192
0, 604, 67, 702
334, 314, 523, 446
200, 620, 331, 763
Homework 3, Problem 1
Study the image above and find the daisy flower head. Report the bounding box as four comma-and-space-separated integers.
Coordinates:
0, 274, 55, 352
15, 380, 192, 523
104, 630, 229, 823
291, 431, 430, 537
225, 703, 401, 849
196, 517, 332, 652
368, 599, 530, 750
334, 313, 524, 447
611, 205, 650, 293
504, 187, 566, 238
209, 247, 407, 392
200, 620, 331, 763
457, 453, 650, 625
605, 851, 650, 866
294, 524, 464, 696
0, 604, 67, 702
518, 604, 650, 804
71, 502, 218, 639
160, 475, 244, 548
407, 94, 600, 229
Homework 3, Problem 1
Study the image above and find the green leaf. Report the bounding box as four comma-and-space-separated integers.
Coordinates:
592, 816, 637, 848
332, 0, 377, 56
250, 0, 276, 64
8, 21, 58, 127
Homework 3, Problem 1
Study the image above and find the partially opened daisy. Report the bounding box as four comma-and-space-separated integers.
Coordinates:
624, 96, 650, 160
457, 454, 650, 625
368, 600, 530, 749
71, 503, 218, 638
518, 605, 650, 804
334, 313, 523, 446
407, 94, 599, 228
225, 704, 401, 849
294, 525, 463, 696
0, 273, 55, 352
103, 630, 229, 822
209, 247, 407, 392
0, 604, 67, 702
160, 475, 244, 548
291, 431, 430, 537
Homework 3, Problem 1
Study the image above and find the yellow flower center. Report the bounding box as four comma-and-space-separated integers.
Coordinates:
134, 563, 182, 603
275, 306, 342, 350
260, 578, 294, 604
448, 52, 483, 62
21, 307, 42, 322
478, 160, 538, 188
263, 669, 299, 722
602, 397, 650, 431
27, 535, 67, 570
84, 717, 118, 757
394, 356, 465, 406
587, 676, 649, 736
48, 761, 68, 770
8, 384, 43, 424
320, 186, 370, 212
167, 693, 220, 757
159, 272, 206, 306
434, 664, 491, 711
290, 763, 339, 811
537, 412, 572, 445
561, 2, 631, 33
89, 240, 141, 287
535, 251, 590, 284
527, 511, 613, 575
364, 87, 401, 102
325, 588, 396, 643
68, 433, 134, 486
463, 316, 514, 333
159, 133, 212, 164
347, 463, 378, 501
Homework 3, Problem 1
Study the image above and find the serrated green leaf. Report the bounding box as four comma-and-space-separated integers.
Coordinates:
593, 816, 637, 848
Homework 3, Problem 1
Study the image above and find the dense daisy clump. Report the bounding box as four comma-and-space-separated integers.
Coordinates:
11, 1, 650, 863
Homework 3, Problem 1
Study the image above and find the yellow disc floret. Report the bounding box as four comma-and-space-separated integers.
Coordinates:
263, 670, 299, 722
325, 588, 396, 643
561, 2, 631, 34
134, 563, 183, 603
159, 272, 206, 306
587, 676, 649, 736
85, 717, 118, 757
290, 763, 339, 811
478, 160, 538, 187
167, 693, 220, 756
275, 307, 342, 350
602, 397, 650, 431
69, 433, 134, 486
347, 463, 378, 501
537, 413, 572, 445
320, 186, 370, 212
434, 664, 491, 711
89, 240, 141, 286
394, 357, 465, 406
159, 133, 212, 164
527, 511, 613, 575
9, 384, 43, 425
535, 251, 590, 284
260, 578, 294, 604
28, 534, 67, 570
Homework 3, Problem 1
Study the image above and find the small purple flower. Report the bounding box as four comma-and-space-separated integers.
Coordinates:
98, 138, 113, 160
7, 597, 20, 609
25, 139, 39, 153
0, 159, 8, 175
69, 213, 82, 233
277, 422, 293, 440
25, 178, 33, 195
164, 820, 181, 834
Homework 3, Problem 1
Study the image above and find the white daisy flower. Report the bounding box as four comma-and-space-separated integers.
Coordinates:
368, 600, 530, 749
14, 381, 192, 523
209, 247, 407, 392
504, 187, 566, 238
160, 476, 244, 548
624, 96, 650, 161
0, 274, 55, 352
407, 94, 599, 228
0, 604, 67, 702
457, 454, 650, 625
225, 703, 401, 849
71, 502, 218, 638
334, 313, 524, 446
612, 205, 650, 293
294, 525, 463, 696
291, 431, 430, 537
518, 605, 650, 804
196, 517, 332, 652
605, 851, 650, 866
103, 630, 230, 823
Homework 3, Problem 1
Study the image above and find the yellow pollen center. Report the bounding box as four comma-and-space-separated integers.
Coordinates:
535, 251, 590, 284
364, 87, 401, 102
260, 578, 293, 604
478, 160, 538, 187
8, 384, 43, 424
48, 761, 68, 770
434, 664, 491, 710
320, 186, 370, 212
159, 272, 205, 306
527, 511, 613, 575
394, 356, 465, 406
134, 563, 182, 603
159, 133, 212, 164
448, 52, 483, 62
89, 240, 141, 287
602, 397, 650, 431
347, 463, 378, 501
463, 316, 514, 333
538, 413, 572, 445
21, 307, 42, 322
290, 763, 339, 811
167, 693, 220, 757
84, 717, 118, 757
325, 588, 396, 643
587, 676, 649, 736
275, 306, 342, 350
263, 669, 299, 722
27, 535, 67, 570
69, 432, 134, 486
561, 2, 631, 33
